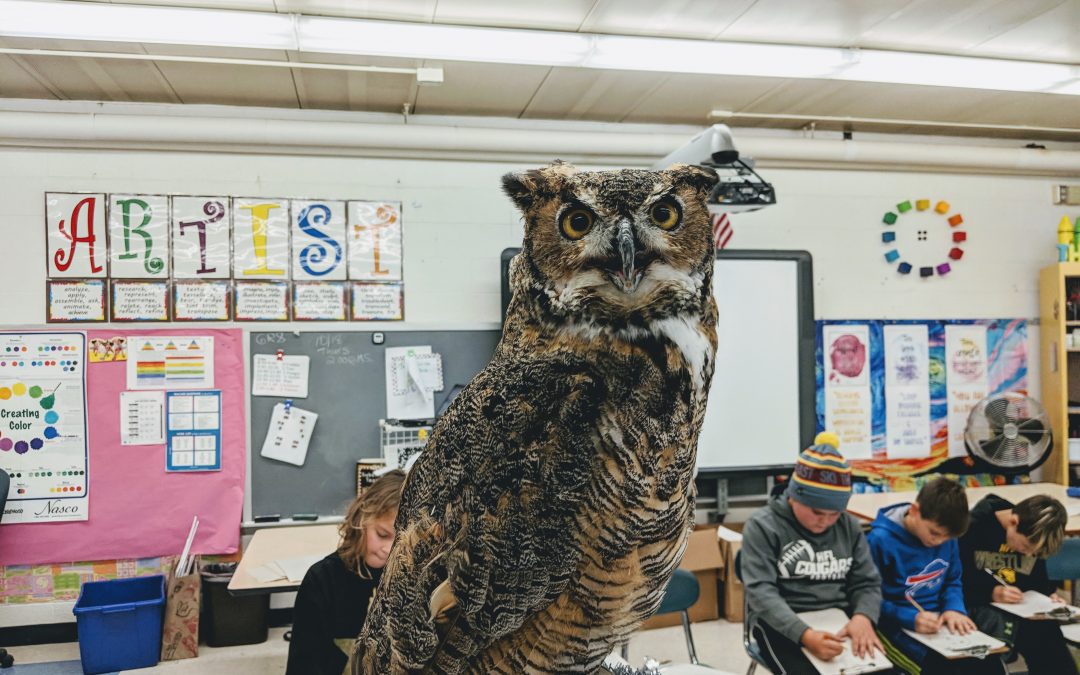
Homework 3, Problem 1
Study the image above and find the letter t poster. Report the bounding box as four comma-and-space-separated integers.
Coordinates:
0, 332, 89, 523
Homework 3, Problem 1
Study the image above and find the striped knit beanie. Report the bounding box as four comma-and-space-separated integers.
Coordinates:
786, 431, 852, 511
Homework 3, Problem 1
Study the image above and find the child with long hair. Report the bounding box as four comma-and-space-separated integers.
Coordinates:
286, 469, 406, 675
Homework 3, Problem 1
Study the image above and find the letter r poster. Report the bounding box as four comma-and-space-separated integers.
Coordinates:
0, 332, 89, 523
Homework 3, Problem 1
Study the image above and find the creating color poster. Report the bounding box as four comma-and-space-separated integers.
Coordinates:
0, 332, 88, 524
945, 324, 990, 458
348, 201, 402, 281
292, 200, 347, 281
46, 280, 106, 322
233, 198, 289, 279
107, 194, 169, 278
823, 324, 873, 459
165, 390, 221, 472
815, 319, 1027, 489
171, 196, 231, 279
126, 336, 215, 390
884, 325, 931, 459
45, 193, 107, 279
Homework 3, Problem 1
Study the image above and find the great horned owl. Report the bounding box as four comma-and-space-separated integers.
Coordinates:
354, 162, 720, 674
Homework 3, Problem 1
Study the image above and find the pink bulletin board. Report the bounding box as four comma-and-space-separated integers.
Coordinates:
0, 328, 245, 566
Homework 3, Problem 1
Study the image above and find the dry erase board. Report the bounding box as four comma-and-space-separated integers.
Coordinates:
248, 330, 500, 520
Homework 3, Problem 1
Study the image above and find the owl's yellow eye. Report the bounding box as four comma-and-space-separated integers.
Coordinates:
559, 208, 595, 240
650, 200, 680, 230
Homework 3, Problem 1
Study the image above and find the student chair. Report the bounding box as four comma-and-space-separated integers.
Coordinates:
620, 568, 703, 665
734, 551, 769, 675
1047, 538, 1080, 605
0, 469, 13, 669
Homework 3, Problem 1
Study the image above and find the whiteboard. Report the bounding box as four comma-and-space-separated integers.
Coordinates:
696, 251, 816, 471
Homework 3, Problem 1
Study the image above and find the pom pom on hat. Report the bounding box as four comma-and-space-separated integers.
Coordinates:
787, 431, 852, 511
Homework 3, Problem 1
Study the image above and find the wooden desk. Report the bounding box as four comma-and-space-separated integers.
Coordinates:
847, 482, 1080, 535
228, 524, 339, 596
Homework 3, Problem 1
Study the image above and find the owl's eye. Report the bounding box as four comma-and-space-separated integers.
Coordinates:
559, 208, 595, 240
650, 200, 681, 230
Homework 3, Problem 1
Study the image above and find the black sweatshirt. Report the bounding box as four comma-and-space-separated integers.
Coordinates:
285, 552, 382, 675
957, 494, 1054, 610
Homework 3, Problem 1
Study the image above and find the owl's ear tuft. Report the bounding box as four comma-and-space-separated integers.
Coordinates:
502, 170, 546, 211
667, 163, 720, 196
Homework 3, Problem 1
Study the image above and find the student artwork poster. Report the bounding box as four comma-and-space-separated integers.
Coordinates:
0, 332, 89, 523
815, 319, 1027, 487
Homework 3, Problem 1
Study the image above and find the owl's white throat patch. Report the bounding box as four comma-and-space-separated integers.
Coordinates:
652, 316, 713, 392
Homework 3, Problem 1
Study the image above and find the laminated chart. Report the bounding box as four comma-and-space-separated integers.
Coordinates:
126, 336, 215, 390
0, 332, 89, 523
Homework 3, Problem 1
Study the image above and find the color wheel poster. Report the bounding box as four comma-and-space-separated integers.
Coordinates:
126, 336, 215, 390
0, 332, 89, 523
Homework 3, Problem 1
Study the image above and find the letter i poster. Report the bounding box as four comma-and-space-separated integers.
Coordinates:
0, 332, 89, 523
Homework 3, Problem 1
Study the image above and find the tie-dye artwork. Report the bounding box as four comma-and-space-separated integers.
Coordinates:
815, 319, 1028, 490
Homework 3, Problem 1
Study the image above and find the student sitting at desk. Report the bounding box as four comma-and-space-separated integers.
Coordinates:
957, 493, 1075, 675
286, 469, 406, 675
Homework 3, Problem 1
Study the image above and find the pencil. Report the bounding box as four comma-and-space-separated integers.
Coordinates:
906, 594, 926, 614
984, 568, 1008, 586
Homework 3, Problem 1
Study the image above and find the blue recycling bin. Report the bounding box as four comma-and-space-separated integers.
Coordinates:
72, 575, 165, 674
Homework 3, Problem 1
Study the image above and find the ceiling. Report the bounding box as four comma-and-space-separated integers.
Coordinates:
1, 0, 1078, 141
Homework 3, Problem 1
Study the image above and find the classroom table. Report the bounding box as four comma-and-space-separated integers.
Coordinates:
846, 482, 1080, 535
228, 524, 339, 596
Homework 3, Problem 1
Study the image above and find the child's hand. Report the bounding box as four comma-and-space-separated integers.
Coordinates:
914, 611, 942, 634
941, 611, 975, 635
801, 629, 845, 661
837, 614, 882, 659
1050, 593, 1066, 604
991, 585, 1023, 604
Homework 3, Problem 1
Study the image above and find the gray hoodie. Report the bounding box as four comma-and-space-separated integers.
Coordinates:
741, 494, 882, 644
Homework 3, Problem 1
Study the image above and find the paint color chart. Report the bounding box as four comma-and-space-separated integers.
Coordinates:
126, 336, 214, 390
0, 332, 89, 523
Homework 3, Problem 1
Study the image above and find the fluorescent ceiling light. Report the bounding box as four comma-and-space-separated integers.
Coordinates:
1, 0, 1077, 96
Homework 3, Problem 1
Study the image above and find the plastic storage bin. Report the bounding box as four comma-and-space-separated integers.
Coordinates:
73, 575, 165, 674
202, 563, 269, 647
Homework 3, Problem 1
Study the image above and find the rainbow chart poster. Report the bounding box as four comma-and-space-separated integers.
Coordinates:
0, 332, 89, 524
126, 336, 215, 391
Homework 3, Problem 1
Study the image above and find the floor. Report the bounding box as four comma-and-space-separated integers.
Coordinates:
3, 621, 751, 674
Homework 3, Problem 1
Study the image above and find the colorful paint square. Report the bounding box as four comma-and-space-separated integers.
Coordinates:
883, 212, 898, 225
897, 200, 913, 213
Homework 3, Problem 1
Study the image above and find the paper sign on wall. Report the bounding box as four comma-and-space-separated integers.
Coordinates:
260, 402, 318, 466
293, 282, 348, 320
234, 198, 289, 279
252, 354, 310, 398
1, 332, 89, 523
946, 324, 989, 457
171, 197, 231, 279
823, 324, 873, 459
120, 390, 165, 445
108, 194, 169, 278
127, 336, 215, 390
884, 325, 931, 459
292, 200, 347, 281
47, 280, 106, 322
173, 281, 230, 321
385, 346, 443, 419
352, 282, 403, 321
46, 193, 107, 278
235, 281, 289, 321
111, 281, 169, 321
348, 201, 402, 281
166, 390, 221, 471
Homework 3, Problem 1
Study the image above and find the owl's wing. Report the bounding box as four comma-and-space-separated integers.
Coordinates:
370, 351, 601, 672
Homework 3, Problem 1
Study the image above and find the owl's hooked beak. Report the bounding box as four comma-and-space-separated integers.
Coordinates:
615, 220, 639, 293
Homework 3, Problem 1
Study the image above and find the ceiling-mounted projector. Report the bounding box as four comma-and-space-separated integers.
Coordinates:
654, 124, 776, 214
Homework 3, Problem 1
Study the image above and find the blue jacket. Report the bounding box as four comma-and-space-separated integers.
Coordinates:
866, 502, 967, 633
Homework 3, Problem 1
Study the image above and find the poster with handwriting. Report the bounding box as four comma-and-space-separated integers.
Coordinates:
234, 198, 289, 280
348, 201, 402, 281
946, 324, 989, 457
294, 282, 347, 321
292, 200, 346, 281
111, 280, 169, 322
108, 194, 169, 278
47, 280, 106, 322
0, 332, 89, 523
352, 282, 403, 321
823, 324, 872, 459
884, 324, 931, 458
46, 193, 107, 278
171, 196, 231, 279
235, 281, 289, 321
173, 281, 230, 321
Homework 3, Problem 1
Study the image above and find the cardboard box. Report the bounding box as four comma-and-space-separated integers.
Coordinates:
641, 525, 722, 629
716, 524, 744, 623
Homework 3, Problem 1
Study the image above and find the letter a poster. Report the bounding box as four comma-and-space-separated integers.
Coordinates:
0, 332, 89, 523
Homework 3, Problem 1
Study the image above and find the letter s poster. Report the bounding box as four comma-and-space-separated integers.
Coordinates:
0, 332, 89, 523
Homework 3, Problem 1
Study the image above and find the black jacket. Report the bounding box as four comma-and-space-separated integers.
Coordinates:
958, 494, 1053, 610
286, 552, 382, 675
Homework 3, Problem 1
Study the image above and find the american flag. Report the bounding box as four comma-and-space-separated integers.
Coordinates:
712, 212, 733, 249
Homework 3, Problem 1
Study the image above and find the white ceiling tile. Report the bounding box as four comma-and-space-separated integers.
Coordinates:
523, 68, 668, 121
414, 61, 550, 117
102, 0, 278, 9
432, 0, 597, 30
967, 2, 1080, 62
717, 0, 912, 45
274, 0, 437, 21
579, 0, 756, 38
152, 61, 300, 107
616, 73, 784, 124
0, 55, 61, 99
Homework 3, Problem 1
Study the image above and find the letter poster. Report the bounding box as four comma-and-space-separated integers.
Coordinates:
233, 198, 289, 280
0, 332, 89, 523
108, 194, 169, 278
348, 201, 402, 281
46, 193, 107, 278
292, 200, 347, 281
172, 196, 231, 279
